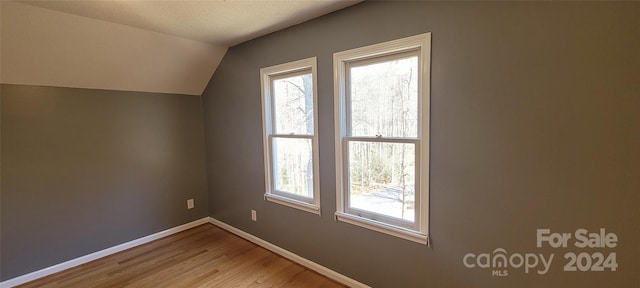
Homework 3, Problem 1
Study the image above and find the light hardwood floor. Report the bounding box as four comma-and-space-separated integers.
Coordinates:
17, 224, 347, 288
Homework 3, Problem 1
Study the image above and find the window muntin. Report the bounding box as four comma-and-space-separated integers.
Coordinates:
334, 34, 430, 244
261, 57, 320, 214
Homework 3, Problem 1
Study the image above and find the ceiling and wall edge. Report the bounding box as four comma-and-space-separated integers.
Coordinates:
0, 1, 227, 96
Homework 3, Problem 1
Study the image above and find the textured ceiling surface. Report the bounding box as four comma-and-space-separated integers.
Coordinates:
2, 1, 360, 94
20, 0, 361, 46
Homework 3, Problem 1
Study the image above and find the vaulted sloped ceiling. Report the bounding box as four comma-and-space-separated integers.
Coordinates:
0, 1, 360, 95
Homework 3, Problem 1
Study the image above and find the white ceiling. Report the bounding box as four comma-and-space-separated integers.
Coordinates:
19, 0, 361, 46
1, 1, 360, 95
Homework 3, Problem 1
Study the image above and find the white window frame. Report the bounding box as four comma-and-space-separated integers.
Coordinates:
333, 34, 431, 244
260, 57, 320, 215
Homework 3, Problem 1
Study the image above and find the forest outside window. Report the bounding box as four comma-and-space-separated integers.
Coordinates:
260, 57, 320, 214
334, 34, 431, 244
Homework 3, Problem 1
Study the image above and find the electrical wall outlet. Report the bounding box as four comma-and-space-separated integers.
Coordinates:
187, 199, 194, 209
251, 210, 257, 221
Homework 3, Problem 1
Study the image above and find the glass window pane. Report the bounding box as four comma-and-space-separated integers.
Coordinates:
348, 141, 415, 222
273, 73, 314, 135
349, 56, 418, 138
273, 137, 313, 198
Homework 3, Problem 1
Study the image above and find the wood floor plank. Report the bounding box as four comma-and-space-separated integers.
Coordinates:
16, 224, 346, 288
257, 259, 312, 288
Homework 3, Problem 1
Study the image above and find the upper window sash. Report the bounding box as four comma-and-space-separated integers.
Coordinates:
270, 70, 314, 136
261, 58, 317, 135
334, 33, 431, 137
345, 50, 421, 139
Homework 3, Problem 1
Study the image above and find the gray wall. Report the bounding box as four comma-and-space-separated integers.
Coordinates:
202, 1, 639, 287
0, 84, 208, 280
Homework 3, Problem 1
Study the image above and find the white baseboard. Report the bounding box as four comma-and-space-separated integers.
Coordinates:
0, 217, 210, 288
208, 217, 370, 288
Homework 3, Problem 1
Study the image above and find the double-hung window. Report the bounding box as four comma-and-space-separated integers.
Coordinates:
334, 34, 431, 244
260, 57, 320, 214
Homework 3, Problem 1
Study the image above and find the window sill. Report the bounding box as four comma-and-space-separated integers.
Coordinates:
335, 212, 428, 245
265, 193, 320, 215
